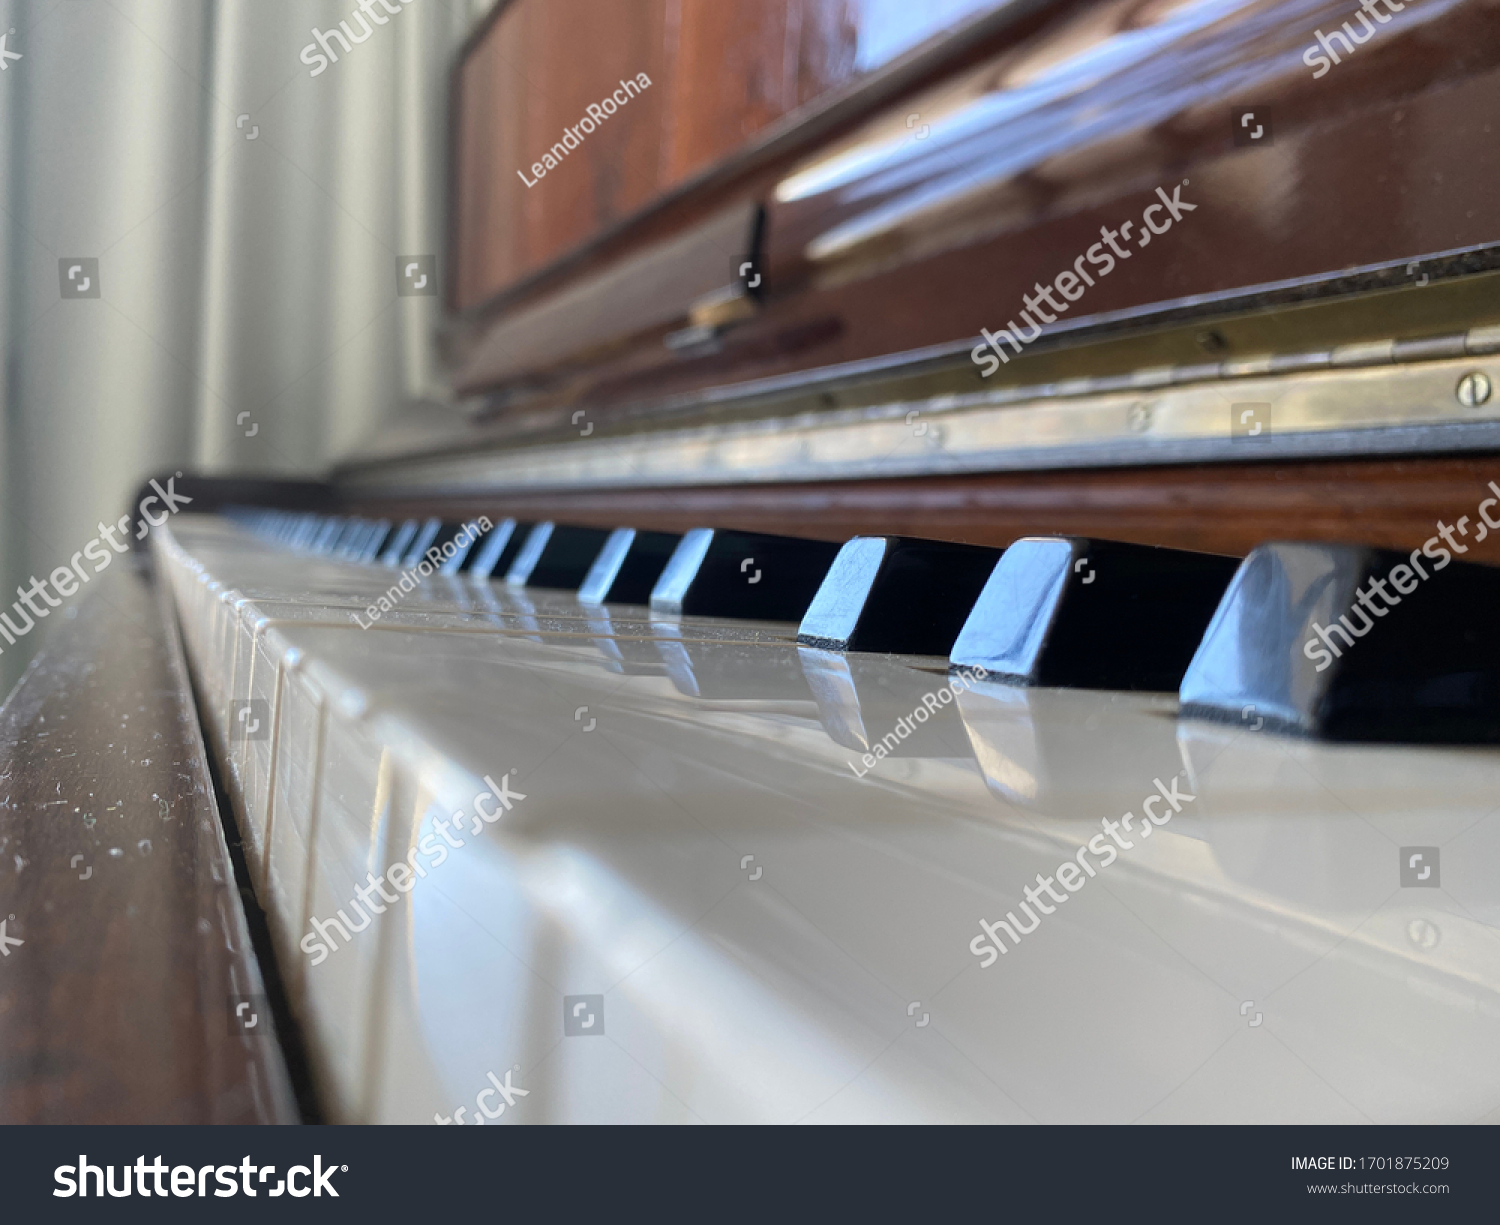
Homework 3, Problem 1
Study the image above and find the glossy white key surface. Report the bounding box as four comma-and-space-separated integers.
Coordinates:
157, 517, 1500, 1124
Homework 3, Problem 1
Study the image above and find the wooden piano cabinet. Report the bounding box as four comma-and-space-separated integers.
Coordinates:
449, 0, 1500, 408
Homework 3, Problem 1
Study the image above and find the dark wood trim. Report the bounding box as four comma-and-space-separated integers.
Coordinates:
345, 453, 1500, 564
0, 559, 298, 1123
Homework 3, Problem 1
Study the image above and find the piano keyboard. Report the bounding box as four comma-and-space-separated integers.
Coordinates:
154, 511, 1500, 1123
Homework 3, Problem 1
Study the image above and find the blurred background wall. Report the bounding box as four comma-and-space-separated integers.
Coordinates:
0, 0, 492, 691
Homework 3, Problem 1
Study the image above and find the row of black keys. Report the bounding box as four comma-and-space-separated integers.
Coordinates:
225, 509, 1500, 745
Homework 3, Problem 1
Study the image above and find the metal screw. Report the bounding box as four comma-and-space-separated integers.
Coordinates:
1456, 371, 1491, 408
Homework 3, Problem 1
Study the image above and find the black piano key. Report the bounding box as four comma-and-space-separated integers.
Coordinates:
401, 518, 443, 567
314, 516, 348, 553
327, 518, 354, 557
950, 536, 1240, 691
504, 524, 551, 585
505, 523, 612, 589
797, 536, 1002, 655
301, 515, 332, 550
436, 518, 492, 574
456, 522, 497, 572
414, 522, 459, 568
578, 528, 683, 605
650, 528, 842, 621
466, 519, 527, 578
288, 514, 317, 549
1179, 541, 1500, 743
337, 517, 363, 557
355, 520, 392, 563
380, 520, 420, 566
332, 518, 367, 558
406, 520, 483, 574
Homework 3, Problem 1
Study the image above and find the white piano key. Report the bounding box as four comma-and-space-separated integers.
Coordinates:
153, 515, 1500, 1124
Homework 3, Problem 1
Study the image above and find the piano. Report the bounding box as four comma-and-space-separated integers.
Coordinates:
4, 0, 1500, 1128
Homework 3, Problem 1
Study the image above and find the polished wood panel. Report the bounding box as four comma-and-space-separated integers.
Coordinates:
0, 559, 298, 1123
453, 0, 1500, 408
453, 0, 669, 311
765, 0, 1500, 290
451, 0, 1011, 311
351, 454, 1500, 564
458, 201, 756, 387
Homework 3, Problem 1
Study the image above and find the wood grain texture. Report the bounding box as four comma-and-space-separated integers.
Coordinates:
452, 0, 1500, 405
0, 557, 297, 1123
350, 454, 1500, 563
451, 0, 1003, 311
458, 201, 757, 386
